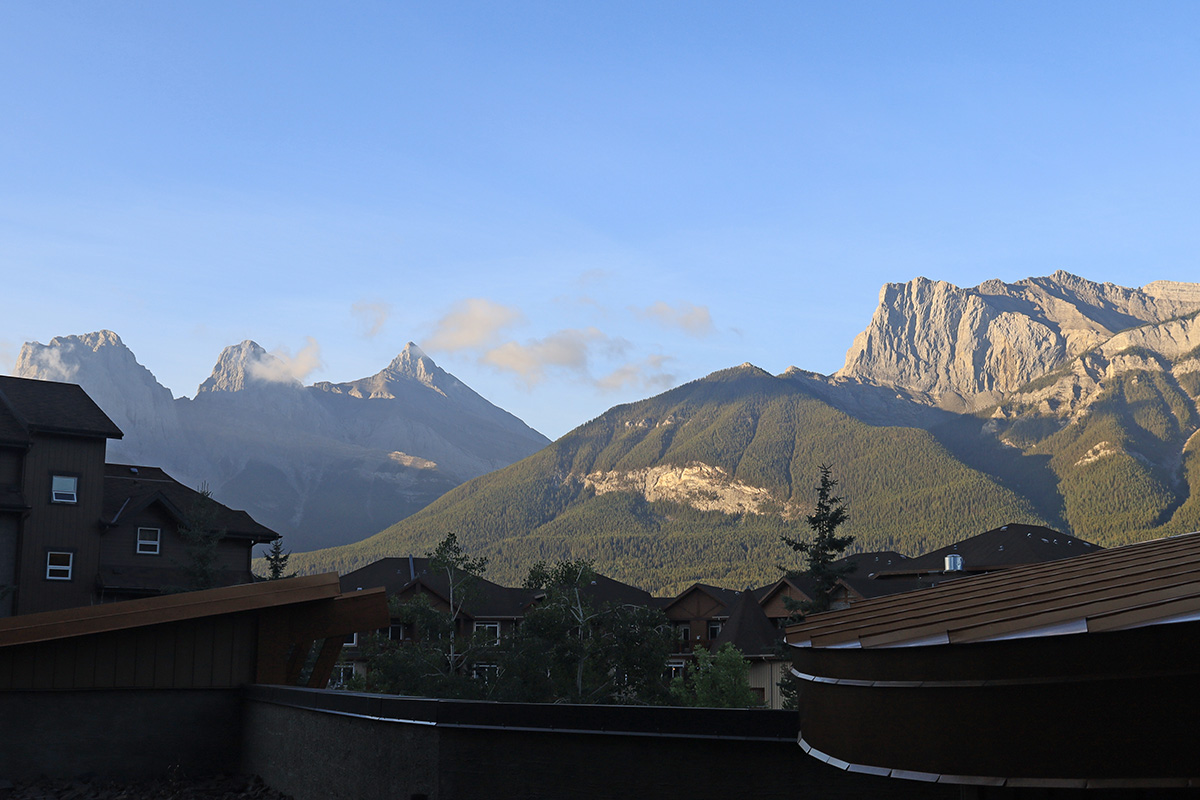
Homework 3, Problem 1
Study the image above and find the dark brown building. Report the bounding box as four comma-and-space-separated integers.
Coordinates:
0, 375, 277, 616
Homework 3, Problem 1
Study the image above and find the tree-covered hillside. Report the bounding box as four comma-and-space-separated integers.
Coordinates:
290, 366, 1045, 594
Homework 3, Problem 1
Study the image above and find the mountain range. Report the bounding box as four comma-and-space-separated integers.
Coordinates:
285, 271, 1200, 594
13, 332, 549, 553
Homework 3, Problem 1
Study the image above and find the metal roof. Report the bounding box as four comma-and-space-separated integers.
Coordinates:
786, 530, 1200, 649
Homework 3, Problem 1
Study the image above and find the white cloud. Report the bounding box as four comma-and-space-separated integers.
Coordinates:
483, 328, 606, 386
351, 300, 391, 338
27, 346, 79, 382
426, 298, 524, 352
247, 337, 323, 384
634, 301, 715, 337
596, 354, 676, 392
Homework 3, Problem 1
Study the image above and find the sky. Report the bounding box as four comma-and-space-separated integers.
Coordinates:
3, 2, 1199, 439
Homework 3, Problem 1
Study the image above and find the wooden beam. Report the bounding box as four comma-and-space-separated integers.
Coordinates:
307, 637, 345, 689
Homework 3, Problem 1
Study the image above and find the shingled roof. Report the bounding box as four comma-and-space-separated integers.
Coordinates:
341, 557, 537, 619
0, 375, 123, 441
103, 463, 277, 542
872, 523, 1100, 580
714, 589, 781, 657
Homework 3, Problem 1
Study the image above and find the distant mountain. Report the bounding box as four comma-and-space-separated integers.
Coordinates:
288, 272, 1200, 594
14, 332, 550, 552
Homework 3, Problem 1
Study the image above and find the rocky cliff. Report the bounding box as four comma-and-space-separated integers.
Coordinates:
836, 270, 1200, 411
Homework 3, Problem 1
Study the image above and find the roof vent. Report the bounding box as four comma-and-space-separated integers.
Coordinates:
945, 554, 964, 572
130, 467, 138, 474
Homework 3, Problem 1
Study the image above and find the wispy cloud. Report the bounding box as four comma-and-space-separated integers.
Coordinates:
426, 298, 524, 352
483, 328, 607, 386
248, 337, 323, 384
25, 345, 79, 382
596, 354, 676, 392
351, 300, 391, 338
634, 301, 714, 337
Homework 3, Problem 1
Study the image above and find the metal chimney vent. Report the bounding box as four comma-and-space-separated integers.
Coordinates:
945, 554, 965, 572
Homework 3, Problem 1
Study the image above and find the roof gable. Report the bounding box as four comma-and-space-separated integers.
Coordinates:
0, 375, 123, 440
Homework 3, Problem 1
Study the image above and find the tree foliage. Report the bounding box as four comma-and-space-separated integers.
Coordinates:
176, 483, 224, 591
782, 465, 854, 615
262, 537, 293, 580
669, 643, 759, 708
496, 559, 674, 704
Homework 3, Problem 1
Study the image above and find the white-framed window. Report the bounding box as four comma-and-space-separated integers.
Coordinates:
707, 621, 723, 640
329, 662, 355, 689
472, 663, 498, 681
51, 475, 78, 504
474, 621, 501, 645
676, 624, 691, 642
136, 527, 161, 555
46, 551, 73, 580
388, 623, 412, 642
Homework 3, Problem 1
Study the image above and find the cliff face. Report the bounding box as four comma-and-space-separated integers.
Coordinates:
836, 271, 1200, 410
13, 334, 550, 553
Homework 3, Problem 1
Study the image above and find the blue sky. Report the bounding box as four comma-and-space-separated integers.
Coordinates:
3, 2, 1199, 438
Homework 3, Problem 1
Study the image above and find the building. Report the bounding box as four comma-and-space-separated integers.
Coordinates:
785, 531, 1200, 791
0, 375, 277, 616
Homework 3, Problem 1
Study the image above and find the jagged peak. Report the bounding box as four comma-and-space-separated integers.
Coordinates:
197, 340, 300, 393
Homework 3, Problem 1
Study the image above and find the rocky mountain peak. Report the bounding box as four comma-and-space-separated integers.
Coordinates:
385, 342, 440, 388
837, 273, 1200, 411
197, 340, 301, 393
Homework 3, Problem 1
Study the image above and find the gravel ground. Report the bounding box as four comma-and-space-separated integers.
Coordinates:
0, 774, 292, 800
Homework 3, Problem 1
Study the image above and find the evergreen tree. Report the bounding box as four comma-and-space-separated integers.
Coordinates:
177, 483, 224, 591
263, 537, 293, 580
781, 464, 854, 615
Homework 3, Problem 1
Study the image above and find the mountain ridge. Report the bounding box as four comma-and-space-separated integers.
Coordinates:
14, 331, 550, 553
287, 271, 1200, 593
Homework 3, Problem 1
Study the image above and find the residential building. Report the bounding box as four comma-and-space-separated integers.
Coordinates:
0, 375, 277, 616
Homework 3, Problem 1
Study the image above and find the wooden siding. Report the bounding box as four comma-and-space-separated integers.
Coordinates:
15, 434, 107, 614
100, 504, 251, 574
0, 612, 258, 690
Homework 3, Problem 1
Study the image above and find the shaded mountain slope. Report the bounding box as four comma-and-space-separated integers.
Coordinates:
15, 332, 550, 552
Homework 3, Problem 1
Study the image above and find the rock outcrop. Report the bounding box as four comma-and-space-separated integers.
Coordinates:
836, 271, 1200, 411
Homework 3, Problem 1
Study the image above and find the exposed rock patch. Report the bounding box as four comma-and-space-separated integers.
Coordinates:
583, 463, 790, 516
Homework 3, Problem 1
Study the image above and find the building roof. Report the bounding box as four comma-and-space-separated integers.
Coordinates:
0, 573, 349, 648
103, 464, 278, 543
341, 557, 537, 620
660, 583, 742, 616
0, 375, 123, 441
714, 590, 781, 657
872, 523, 1100, 579
787, 530, 1200, 650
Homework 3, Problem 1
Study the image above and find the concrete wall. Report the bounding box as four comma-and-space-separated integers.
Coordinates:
242, 685, 951, 800
0, 688, 242, 781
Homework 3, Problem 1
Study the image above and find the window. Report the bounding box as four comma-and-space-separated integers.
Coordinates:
51, 475, 78, 504
676, 624, 691, 642
472, 663, 498, 681
388, 623, 412, 642
329, 662, 355, 689
136, 527, 161, 555
46, 551, 73, 580
707, 621, 723, 640
474, 621, 501, 645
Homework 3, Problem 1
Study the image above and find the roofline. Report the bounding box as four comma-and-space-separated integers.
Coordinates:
0, 573, 345, 647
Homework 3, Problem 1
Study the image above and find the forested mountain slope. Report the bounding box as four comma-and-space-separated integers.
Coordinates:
290, 365, 1043, 594
290, 272, 1200, 593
